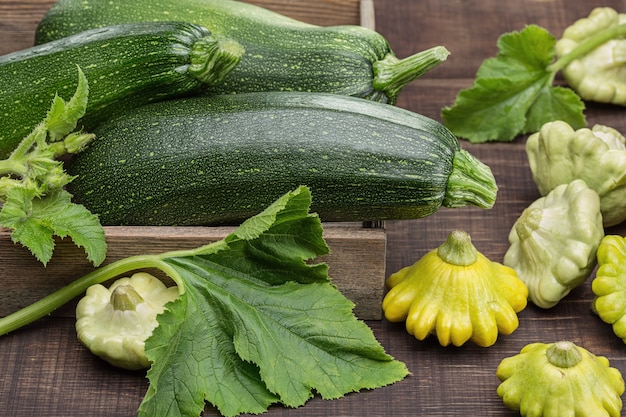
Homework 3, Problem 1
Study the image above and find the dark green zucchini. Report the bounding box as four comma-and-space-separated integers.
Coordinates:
0, 21, 243, 157
35, 0, 448, 104
66, 92, 497, 226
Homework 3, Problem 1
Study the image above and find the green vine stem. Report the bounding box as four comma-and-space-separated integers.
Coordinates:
0, 241, 222, 336
548, 23, 626, 73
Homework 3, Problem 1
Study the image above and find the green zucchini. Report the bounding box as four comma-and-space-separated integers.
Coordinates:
35, 0, 448, 104
66, 92, 498, 226
0, 21, 243, 158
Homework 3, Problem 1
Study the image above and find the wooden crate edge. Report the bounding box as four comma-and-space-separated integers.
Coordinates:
360, 0, 376, 30
0, 225, 386, 320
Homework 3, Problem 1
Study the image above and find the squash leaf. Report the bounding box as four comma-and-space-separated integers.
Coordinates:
0, 188, 106, 266
139, 186, 409, 417
441, 24, 586, 143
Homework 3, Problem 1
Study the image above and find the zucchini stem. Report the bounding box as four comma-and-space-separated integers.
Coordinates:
373, 45, 449, 104
189, 35, 245, 86
443, 149, 498, 209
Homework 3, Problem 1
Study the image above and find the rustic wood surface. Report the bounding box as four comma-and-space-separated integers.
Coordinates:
3, 0, 626, 416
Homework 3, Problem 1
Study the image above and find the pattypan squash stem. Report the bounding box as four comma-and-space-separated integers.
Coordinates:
549, 23, 626, 73
546, 341, 583, 368
436, 230, 477, 266
111, 285, 145, 311
0, 241, 222, 336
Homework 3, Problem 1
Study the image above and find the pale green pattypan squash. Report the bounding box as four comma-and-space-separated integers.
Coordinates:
76, 272, 179, 370
526, 120, 626, 227
555, 7, 626, 106
504, 179, 603, 308
382, 230, 527, 347
497, 341, 624, 417
592, 235, 626, 343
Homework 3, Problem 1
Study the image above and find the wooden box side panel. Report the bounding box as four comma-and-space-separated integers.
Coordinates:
0, 226, 386, 320
246, 0, 362, 26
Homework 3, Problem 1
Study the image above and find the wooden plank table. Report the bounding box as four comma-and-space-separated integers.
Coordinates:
3, 0, 626, 416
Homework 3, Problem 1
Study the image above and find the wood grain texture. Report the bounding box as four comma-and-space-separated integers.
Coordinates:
0, 224, 387, 320
3, 0, 626, 416
248, 0, 361, 26
0, 0, 55, 54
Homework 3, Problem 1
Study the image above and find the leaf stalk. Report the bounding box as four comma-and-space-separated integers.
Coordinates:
0, 238, 227, 336
548, 23, 626, 73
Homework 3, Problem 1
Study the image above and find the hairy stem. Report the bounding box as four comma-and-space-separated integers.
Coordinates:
0, 238, 228, 336
0, 255, 163, 336
0, 158, 29, 178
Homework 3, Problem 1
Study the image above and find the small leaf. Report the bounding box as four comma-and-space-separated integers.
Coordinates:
0, 188, 106, 266
0, 66, 105, 266
442, 76, 543, 143
0, 188, 55, 264
45, 67, 89, 142
442, 25, 586, 143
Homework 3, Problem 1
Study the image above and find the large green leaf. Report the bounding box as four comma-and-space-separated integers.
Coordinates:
140, 186, 408, 417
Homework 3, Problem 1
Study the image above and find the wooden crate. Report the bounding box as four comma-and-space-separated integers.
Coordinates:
246, 0, 374, 28
0, 0, 386, 321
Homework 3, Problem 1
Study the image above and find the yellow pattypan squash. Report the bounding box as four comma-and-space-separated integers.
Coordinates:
382, 230, 528, 347
497, 341, 624, 417
592, 235, 626, 343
